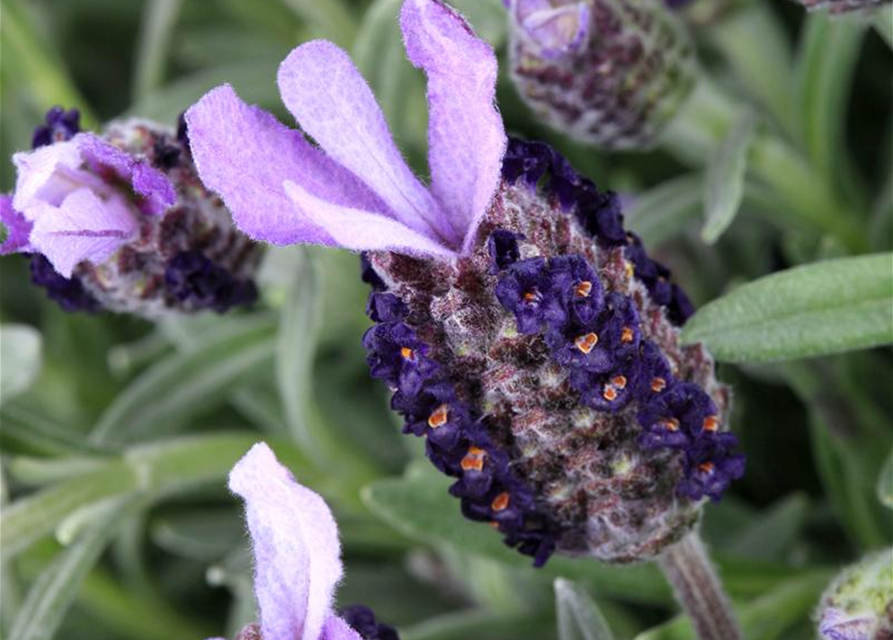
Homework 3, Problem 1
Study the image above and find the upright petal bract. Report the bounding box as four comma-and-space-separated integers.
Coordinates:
283, 180, 456, 258
12, 139, 92, 213
277, 41, 455, 245
29, 188, 137, 277
228, 443, 344, 640
401, 0, 507, 253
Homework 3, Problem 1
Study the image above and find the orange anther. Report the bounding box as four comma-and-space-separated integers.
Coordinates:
662, 417, 680, 432
575, 332, 599, 354
603, 387, 618, 401
523, 291, 538, 302
428, 405, 449, 429
400, 347, 415, 360
461, 446, 487, 472
702, 416, 719, 432
575, 281, 593, 298
698, 462, 715, 474
612, 375, 627, 389
620, 327, 634, 343
651, 377, 667, 393
491, 492, 510, 511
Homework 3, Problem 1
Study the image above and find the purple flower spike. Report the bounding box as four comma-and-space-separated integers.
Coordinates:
225, 443, 401, 640
5, 113, 261, 317
186, 0, 506, 258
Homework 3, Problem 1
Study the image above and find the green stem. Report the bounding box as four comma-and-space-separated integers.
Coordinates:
658, 533, 743, 640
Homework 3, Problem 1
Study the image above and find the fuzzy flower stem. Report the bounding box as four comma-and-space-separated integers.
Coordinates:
658, 532, 742, 640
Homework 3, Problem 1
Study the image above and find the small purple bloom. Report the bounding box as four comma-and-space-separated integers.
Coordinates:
638, 382, 718, 450
677, 436, 746, 501
487, 229, 523, 273
495, 257, 554, 334
548, 254, 604, 324
366, 292, 408, 323
223, 443, 398, 640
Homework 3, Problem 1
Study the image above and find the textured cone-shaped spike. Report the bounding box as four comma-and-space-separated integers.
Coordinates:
816, 548, 893, 640
362, 138, 743, 566
508, 0, 696, 151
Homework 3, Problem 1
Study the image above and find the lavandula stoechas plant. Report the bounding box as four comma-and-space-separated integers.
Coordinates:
185, 0, 744, 637
212, 443, 399, 640
0, 108, 260, 317
815, 548, 893, 640
506, 0, 695, 150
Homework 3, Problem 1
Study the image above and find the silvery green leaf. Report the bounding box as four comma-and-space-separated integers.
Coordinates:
878, 450, 893, 510
0, 324, 42, 406
555, 578, 616, 640
682, 254, 893, 362
702, 111, 756, 244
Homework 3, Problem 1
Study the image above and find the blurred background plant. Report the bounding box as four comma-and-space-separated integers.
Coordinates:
0, 0, 891, 639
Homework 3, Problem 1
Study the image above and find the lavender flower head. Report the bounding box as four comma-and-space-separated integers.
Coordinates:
507, 0, 696, 150
186, 0, 743, 566
213, 443, 399, 640
1, 110, 260, 317
816, 548, 893, 640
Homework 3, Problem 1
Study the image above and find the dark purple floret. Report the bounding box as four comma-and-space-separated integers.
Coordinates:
31, 106, 81, 149
669, 284, 695, 325
576, 190, 626, 246
339, 605, 400, 640
367, 292, 408, 323
678, 437, 746, 502
362, 322, 438, 395
494, 257, 555, 334
391, 381, 465, 451
502, 138, 553, 188
152, 137, 182, 170
637, 382, 718, 450
548, 254, 604, 324
487, 229, 523, 273
29, 255, 101, 312
164, 251, 257, 313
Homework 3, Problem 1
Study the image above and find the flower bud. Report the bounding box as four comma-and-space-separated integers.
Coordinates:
362, 138, 743, 566
817, 548, 893, 640
791, 0, 891, 14
1, 108, 261, 317
507, 0, 696, 150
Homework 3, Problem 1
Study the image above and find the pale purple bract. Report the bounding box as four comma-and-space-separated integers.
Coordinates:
185, 0, 505, 259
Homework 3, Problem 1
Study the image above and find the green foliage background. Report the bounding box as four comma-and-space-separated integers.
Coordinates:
0, 0, 891, 639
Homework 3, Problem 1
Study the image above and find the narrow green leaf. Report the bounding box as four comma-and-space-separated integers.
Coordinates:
8, 499, 136, 640
633, 570, 832, 640
874, 6, 893, 49
795, 13, 864, 187
681, 254, 893, 362
0, 324, 42, 406
707, 3, 795, 137
555, 578, 616, 640
0, 0, 96, 126
89, 316, 275, 445
702, 112, 756, 244
625, 174, 703, 247
878, 450, 893, 510
131, 0, 183, 100
725, 494, 809, 562
402, 610, 555, 640
1, 461, 136, 562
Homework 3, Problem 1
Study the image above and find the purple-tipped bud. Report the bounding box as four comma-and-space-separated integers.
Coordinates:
362, 138, 743, 565
508, 0, 696, 150
816, 549, 893, 640
340, 605, 401, 640
3, 111, 261, 317
791, 0, 891, 14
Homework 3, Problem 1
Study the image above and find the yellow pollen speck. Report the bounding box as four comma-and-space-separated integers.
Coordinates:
491, 493, 510, 511
428, 405, 449, 429
575, 332, 599, 354
400, 347, 415, 360
624, 261, 635, 278
621, 327, 634, 343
